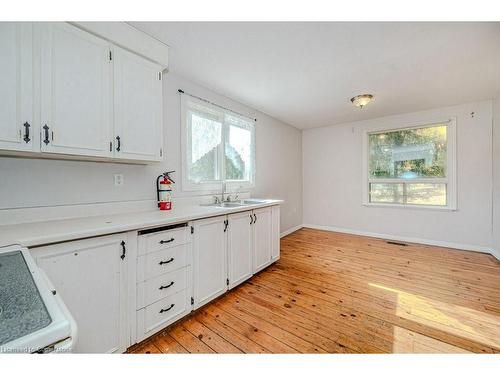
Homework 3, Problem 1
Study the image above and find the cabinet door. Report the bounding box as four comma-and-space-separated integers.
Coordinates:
0, 23, 35, 152
39, 23, 112, 157
32, 234, 128, 353
113, 46, 163, 162
192, 216, 227, 309
227, 211, 253, 289
271, 205, 281, 261
253, 207, 273, 273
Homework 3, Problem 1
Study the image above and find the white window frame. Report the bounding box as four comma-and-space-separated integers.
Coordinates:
181, 95, 256, 193
362, 118, 457, 211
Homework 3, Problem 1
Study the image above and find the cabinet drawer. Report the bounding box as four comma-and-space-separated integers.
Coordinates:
137, 266, 189, 309
137, 289, 191, 341
138, 227, 190, 256
137, 244, 188, 282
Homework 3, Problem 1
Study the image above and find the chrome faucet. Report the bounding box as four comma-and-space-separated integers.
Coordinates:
214, 182, 226, 204
221, 181, 226, 202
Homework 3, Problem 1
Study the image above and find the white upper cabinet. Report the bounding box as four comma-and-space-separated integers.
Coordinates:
113, 46, 163, 161
0, 23, 35, 152
0, 22, 165, 162
252, 206, 273, 273
227, 211, 253, 289
192, 216, 228, 309
39, 23, 112, 157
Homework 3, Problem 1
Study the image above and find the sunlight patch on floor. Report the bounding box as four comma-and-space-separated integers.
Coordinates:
392, 326, 471, 353
369, 283, 500, 350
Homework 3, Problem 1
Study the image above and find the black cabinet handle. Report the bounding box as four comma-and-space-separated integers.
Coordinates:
116, 136, 121, 152
23, 122, 30, 143
159, 238, 174, 244
254, 214, 257, 224
43, 124, 50, 145
159, 281, 174, 290
250, 214, 254, 225
120, 241, 126, 260
159, 304, 175, 313
159, 257, 174, 265
224, 219, 228, 232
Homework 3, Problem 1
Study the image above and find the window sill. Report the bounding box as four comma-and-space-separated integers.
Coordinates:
363, 202, 457, 211
182, 180, 254, 193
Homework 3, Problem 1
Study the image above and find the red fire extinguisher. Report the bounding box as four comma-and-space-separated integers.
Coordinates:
157, 171, 175, 210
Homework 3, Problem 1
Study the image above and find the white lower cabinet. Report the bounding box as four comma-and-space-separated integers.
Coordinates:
32, 234, 129, 353
271, 205, 281, 261
29, 205, 280, 352
135, 225, 192, 342
192, 216, 228, 309
252, 206, 273, 273
192, 205, 281, 308
227, 211, 253, 289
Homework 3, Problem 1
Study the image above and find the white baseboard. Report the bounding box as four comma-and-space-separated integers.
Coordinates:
280, 224, 303, 238
302, 223, 493, 255
491, 249, 500, 261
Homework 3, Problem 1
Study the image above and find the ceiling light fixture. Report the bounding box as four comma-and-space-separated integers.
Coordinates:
350, 94, 374, 109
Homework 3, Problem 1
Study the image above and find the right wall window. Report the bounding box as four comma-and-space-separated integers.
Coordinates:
365, 120, 456, 209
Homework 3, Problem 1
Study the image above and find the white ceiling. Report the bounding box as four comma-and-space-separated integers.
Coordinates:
130, 22, 500, 130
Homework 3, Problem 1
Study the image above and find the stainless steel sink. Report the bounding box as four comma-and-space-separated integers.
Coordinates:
241, 199, 267, 204
200, 199, 268, 208
201, 202, 245, 208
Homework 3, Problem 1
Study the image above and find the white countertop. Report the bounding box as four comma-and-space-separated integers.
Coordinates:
0, 200, 282, 248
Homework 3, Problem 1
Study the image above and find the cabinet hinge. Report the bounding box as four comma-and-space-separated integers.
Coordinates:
226, 278, 229, 286
109, 50, 112, 61
191, 297, 194, 305
191, 226, 194, 234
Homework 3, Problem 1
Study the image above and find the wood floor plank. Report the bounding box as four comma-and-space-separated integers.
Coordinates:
181, 317, 243, 353
129, 229, 500, 354
194, 310, 270, 353
214, 299, 327, 353
168, 324, 216, 353
153, 332, 189, 354
201, 304, 299, 353
130, 340, 162, 354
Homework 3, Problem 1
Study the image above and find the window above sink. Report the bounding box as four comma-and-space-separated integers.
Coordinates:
181, 94, 256, 193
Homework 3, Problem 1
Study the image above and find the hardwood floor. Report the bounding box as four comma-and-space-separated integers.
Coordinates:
129, 228, 500, 354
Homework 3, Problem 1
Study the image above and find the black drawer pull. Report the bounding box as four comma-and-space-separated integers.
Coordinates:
23, 122, 30, 143
159, 304, 175, 313
120, 241, 126, 260
159, 281, 174, 290
43, 124, 50, 145
159, 257, 174, 265
159, 238, 175, 244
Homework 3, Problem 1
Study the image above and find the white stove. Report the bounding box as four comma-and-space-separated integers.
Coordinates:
0, 245, 77, 353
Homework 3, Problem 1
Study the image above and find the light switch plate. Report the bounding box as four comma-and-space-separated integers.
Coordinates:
114, 174, 124, 187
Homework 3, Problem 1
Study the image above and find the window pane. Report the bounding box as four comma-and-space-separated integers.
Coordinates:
406, 183, 446, 206
225, 114, 254, 181
369, 183, 404, 204
188, 111, 222, 182
369, 125, 447, 179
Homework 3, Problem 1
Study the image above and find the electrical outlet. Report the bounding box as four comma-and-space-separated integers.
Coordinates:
114, 174, 124, 187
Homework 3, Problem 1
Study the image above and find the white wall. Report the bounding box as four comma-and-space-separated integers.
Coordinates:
303, 100, 493, 251
493, 97, 500, 259
0, 73, 303, 233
